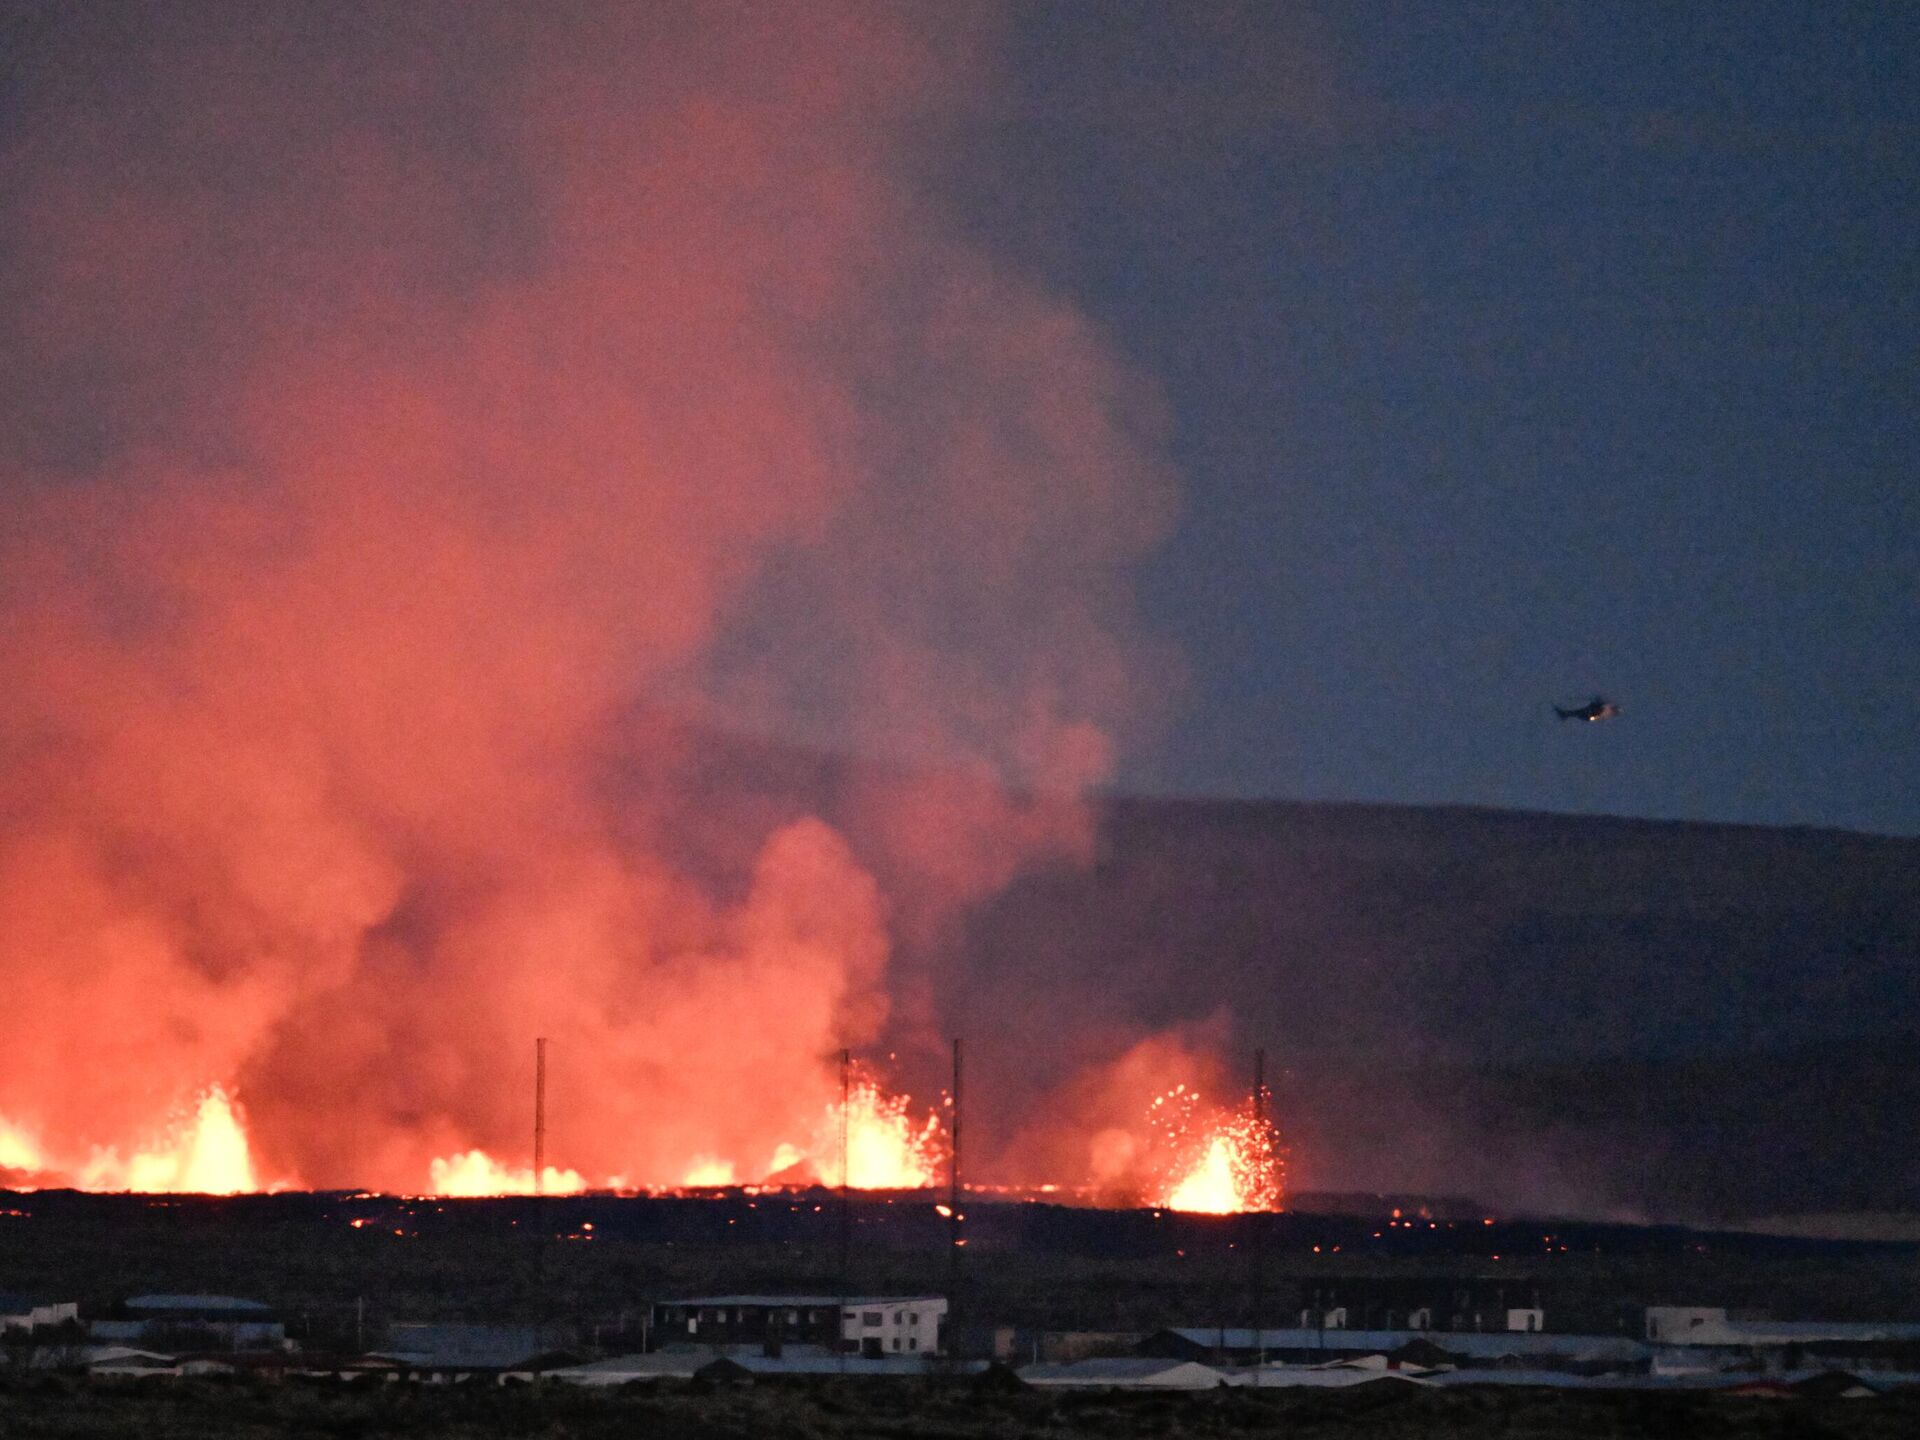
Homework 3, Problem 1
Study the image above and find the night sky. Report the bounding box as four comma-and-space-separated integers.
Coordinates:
962, 2, 1918, 836
4, 2, 1915, 839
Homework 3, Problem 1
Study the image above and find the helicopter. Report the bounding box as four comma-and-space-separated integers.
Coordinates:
1554, 696, 1620, 722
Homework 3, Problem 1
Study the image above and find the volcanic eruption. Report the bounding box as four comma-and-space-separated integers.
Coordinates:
0, 1, 1291, 1206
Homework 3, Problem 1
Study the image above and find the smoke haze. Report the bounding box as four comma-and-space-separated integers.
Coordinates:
0, 1, 1184, 1191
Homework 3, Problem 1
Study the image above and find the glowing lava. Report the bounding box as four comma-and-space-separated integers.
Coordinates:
422, 1070, 949, 1195
4, 1090, 268, 1193
680, 1157, 737, 1187
72, 1088, 266, 1194
1166, 1134, 1242, 1213
427, 1150, 586, 1197
831, 1079, 944, 1188
0, 1117, 42, 1176
765, 1075, 944, 1190
1152, 1084, 1284, 1214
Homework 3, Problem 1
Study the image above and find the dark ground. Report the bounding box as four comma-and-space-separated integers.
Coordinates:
4, 1191, 1917, 1344
635, 730, 1920, 1220
2, 1373, 1918, 1440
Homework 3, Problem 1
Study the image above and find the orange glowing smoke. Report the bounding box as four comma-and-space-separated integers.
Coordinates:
1152, 1084, 1284, 1214
0, 3, 1180, 1196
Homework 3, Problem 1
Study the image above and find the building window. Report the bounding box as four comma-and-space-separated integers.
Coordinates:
909, 1338, 918, 1351
863, 1312, 882, 1326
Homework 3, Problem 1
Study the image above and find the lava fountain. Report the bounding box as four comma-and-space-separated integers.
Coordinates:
1153, 1083, 1284, 1214
1, 1088, 273, 1195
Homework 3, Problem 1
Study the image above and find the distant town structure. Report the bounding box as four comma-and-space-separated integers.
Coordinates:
89, 1295, 286, 1350
1646, 1306, 1737, 1343
0, 1295, 79, 1333
651, 1295, 948, 1357
370, 1323, 577, 1381
1295, 1278, 1548, 1333
1642, 1306, 1920, 1366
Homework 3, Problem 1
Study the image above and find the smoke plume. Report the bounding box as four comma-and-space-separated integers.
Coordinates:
0, 2, 1182, 1191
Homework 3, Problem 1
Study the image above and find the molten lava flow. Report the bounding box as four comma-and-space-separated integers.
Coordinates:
837, 1079, 944, 1188
0, 1117, 42, 1177
1151, 1083, 1284, 1214
772, 1075, 944, 1190
1166, 1134, 1241, 1214
78, 1088, 264, 1195
680, 1158, 737, 1187
427, 1149, 585, 1197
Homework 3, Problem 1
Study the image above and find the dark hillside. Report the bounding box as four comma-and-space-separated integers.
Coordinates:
943, 797, 1917, 1218
622, 727, 1920, 1220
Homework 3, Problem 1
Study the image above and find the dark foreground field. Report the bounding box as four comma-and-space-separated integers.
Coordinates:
2, 1376, 1917, 1440
7, 1190, 1920, 1339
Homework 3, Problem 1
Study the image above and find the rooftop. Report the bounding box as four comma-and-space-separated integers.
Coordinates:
668, 1295, 945, 1309
123, 1296, 273, 1314
1154, 1328, 1650, 1361
1024, 1357, 1227, 1389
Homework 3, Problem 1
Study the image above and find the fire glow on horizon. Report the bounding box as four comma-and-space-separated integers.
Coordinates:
417, 1070, 948, 1197
1, 1067, 1290, 1208
1153, 1085, 1285, 1215
0, 1088, 261, 1196
0, 2, 1198, 1205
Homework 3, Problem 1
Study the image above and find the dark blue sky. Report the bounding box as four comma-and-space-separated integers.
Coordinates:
960, 2, 1917, 835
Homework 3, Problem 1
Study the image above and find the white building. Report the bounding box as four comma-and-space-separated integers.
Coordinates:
1023, 1357, 1229, 1390
838, 1297, 947, 1356
657, 1294, 947, 1356
0, 1295, 79, 1333
1645, 1306, 1731, 1343
90, 1294, 286, 1349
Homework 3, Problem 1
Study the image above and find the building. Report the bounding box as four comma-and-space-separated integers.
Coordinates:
697, 1348, 962, 1380
0, 1295, 80, 1333
1645, 1306, 1736, 1343
549, 1352, 717, 1385
1300, 1278, 1547, 1333
1139, 1327, 1650, 1373
651, 1295, 947, 1357
369, 1323, 577, 1382
1644, 1306, 1920, 1373
89, 1295, 286, 1349
988, 1328, 1141, 1365
1022, 1357, 1229, 1390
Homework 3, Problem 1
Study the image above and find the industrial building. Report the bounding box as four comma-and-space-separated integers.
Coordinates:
88, 1295, 286, 1350
651, 1294, 948, 1356
1138, 1326, 1650, 1372
0, 1295, 79, 1333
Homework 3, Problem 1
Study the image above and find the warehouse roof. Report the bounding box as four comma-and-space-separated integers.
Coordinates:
124, 1295, 273, 1314
1024, 1357, 1228, 1389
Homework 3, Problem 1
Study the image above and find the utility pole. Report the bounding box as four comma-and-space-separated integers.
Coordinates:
838, 1047, 851, 1372
533, 1037, 550, 1323
534, 1036, 548, 1196
1251, 1046, 1268, 1368
947, 1037, 963, 1362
